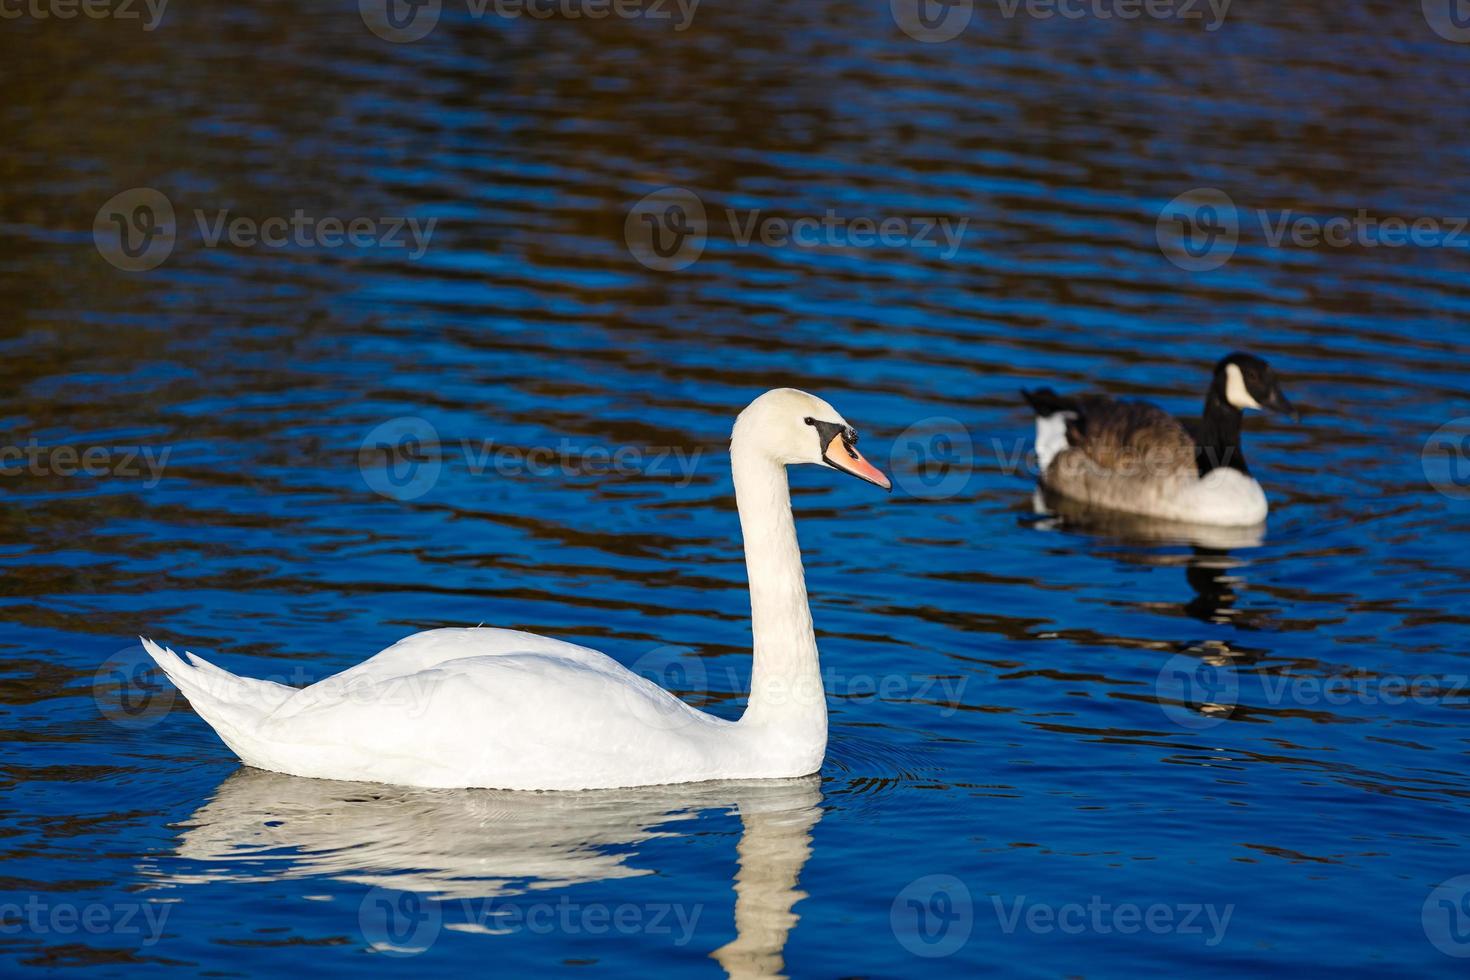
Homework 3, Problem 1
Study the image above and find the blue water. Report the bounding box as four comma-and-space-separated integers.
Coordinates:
3, 1, 1470, 975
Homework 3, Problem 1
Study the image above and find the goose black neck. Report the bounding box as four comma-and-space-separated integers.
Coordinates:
1197, 383, 1248, 477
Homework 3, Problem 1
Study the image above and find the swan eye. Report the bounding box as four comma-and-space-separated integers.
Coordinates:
803, 417, 815, 426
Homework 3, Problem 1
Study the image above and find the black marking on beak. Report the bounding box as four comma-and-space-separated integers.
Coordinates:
806, 417, 889, 491
807, 418, 854, 461
1262, 387, 1297, 420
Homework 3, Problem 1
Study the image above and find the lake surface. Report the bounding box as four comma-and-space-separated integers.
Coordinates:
3, 0, 1470, 975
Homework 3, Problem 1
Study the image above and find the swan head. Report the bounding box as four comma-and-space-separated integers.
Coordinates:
732, 388, 891, 491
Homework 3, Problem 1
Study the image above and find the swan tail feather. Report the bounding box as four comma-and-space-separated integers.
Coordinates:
140, 637, 294, 761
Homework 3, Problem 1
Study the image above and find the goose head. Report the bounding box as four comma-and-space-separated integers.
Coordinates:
1215, 352, 1297, 419
733, 388, 891, 491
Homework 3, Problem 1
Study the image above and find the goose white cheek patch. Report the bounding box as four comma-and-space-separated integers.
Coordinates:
1224, 363, 1262, 410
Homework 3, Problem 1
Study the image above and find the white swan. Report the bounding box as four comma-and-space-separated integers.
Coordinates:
142, 388, 890, 791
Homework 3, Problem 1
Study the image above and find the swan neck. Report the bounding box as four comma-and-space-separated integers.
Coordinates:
731, 441, 825, 738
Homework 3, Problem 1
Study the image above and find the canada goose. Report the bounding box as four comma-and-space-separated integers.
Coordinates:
1022, 353, 1295, 526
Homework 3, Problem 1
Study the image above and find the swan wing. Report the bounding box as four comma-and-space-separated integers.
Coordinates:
324, 627, 619, 685
249, 642, 728, 789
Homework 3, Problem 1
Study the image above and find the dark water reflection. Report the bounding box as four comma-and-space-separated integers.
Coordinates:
2, 0, 1470, 975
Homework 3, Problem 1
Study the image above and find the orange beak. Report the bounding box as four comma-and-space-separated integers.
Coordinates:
823, 431, 891, 492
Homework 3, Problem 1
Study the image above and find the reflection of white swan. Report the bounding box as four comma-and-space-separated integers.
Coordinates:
148, 768, 820, 975
141, 389, 890, 790
710, 793, 817, 979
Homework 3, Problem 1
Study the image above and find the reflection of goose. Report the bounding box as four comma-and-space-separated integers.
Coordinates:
1032, 488, 1266, 551
141, 389, 890, 790
1031, 491, 1263, 626
1023, 353, 1295, 525
150, 768, 821, 975
1182, 547, 1249, 626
